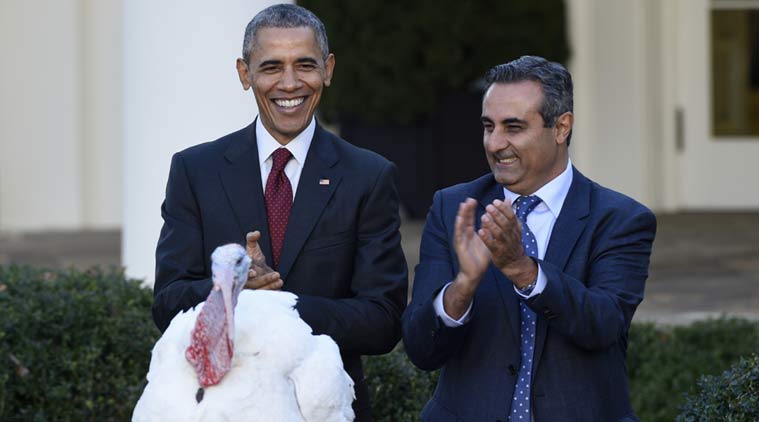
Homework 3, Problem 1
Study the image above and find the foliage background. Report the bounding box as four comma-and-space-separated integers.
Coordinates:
299, 0, 570, 125
299, 0, 571, 218
0, 266, 160, 421
676, 354, 759, 421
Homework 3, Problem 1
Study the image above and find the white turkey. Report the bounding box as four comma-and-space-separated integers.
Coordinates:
132, 243, 355, 422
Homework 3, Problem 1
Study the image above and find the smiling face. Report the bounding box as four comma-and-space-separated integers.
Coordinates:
236, 26, 335, 145
481, 81, 572, 195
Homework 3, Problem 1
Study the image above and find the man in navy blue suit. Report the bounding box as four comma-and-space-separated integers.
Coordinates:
402, 56, 656, 421
152, 5, 407, 421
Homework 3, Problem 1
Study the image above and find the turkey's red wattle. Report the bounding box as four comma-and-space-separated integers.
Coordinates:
185, 289, 234, 388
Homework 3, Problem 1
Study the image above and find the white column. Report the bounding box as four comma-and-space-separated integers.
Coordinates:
81, 0, 124, 228
122, 0, 285, 285
0, 0, 123, 231
0, 0, 83, 230
565, 0, 654, 207
565, 0, 597, 173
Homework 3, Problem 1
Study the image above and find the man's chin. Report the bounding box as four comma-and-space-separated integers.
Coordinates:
269, 122, 309, 143
494, 173, 519, 189
492, 170, 510, 183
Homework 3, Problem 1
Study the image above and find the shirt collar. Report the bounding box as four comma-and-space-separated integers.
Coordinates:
256, 116, 315, 167
502, 158, 574, 218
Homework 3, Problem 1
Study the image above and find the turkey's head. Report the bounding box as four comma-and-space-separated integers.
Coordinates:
186, 243, 251, 389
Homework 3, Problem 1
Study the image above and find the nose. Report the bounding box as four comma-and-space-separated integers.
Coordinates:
485, 127, 510, 152
279, 66, 302, 91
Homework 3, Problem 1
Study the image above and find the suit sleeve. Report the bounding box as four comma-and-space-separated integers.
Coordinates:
295, 161, 408, 355
528, 208, 657, 350
152, 153, 212, 332
401, 190, 473, 371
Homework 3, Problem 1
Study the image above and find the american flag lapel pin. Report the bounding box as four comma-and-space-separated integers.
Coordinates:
319, 178, 330, 185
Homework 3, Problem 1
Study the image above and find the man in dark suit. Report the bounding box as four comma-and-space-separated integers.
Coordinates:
402, 56, 656, 421
152, 5, 408, 421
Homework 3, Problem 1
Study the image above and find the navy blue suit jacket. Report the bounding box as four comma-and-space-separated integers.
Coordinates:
402, 168, 656, 422
153, 121, 408, 421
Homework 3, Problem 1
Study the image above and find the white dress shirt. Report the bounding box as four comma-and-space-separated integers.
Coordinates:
434, 159, 574, 327
256, 117, 315, 198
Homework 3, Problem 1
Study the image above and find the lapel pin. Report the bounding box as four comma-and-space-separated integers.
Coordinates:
319, 179, 330, 185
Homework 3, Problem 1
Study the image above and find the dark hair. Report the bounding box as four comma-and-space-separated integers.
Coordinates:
242, 4, 329, 64
485, 55, 573, 144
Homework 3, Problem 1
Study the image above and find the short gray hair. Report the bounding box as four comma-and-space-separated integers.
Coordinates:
242, 4, 330, 64
485, 56, 573, 143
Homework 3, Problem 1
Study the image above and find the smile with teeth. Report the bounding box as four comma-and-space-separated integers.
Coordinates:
498, 157, 518, 164
273, 97, 305, 108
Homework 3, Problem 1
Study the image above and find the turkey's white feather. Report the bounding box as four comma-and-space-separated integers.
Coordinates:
132, 290, 355, 422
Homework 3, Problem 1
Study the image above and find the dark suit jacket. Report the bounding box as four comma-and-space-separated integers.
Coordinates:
402, 168, 656, 422
153, 121, 408, 421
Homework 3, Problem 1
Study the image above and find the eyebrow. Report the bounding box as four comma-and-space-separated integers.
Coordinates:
257, 57, 319, 69
295, 57, 319, 65
480, 116, 528, 125
501, 117, 527, 125
257, 59, 279, 69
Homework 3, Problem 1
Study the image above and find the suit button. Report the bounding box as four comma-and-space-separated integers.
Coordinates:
508, 364, 517, 375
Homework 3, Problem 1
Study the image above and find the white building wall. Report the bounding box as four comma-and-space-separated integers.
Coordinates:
122, 0, 284, 284
569, 0, 759, 211
673, 0, 759, 209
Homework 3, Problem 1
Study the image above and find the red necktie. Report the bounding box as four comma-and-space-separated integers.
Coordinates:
265, 148, 293, 269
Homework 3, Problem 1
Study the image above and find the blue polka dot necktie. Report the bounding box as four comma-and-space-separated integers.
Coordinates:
511, 195, 542, 421
265, 148, 293, 269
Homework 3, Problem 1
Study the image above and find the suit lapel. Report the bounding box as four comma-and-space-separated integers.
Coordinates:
218, 122, 273, 264
532, 167, 591, 372
542, 168, 591, 271
475, 178, 522, 346
276, 124, 341, 280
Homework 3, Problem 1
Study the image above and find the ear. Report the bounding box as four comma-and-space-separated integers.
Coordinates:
323, 53, 335, 87
555, 112, 573, 145
236, 58, 251, 90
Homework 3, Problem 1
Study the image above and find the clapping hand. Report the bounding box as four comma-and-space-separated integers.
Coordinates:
244, 231, 284, 290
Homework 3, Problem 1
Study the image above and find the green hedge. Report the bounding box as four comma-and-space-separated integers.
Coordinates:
677, 354, 759, 421
0, 266, 159, 421
1, 266, 757, 421
362, 345, 438, 422
627, 318, 759, 421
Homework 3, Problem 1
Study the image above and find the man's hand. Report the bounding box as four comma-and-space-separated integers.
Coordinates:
479, 199, 537, 289
244, 231, 283, 290
444, 198, 491, 319
454, 199, 491, 284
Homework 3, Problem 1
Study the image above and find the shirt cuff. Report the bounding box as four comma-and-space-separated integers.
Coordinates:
514, 262, 547, 299
433, 282, 472, 327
